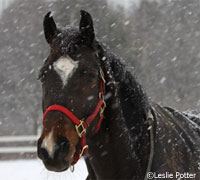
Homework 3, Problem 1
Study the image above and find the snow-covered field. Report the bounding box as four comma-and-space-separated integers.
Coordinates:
0, 159, 88, 180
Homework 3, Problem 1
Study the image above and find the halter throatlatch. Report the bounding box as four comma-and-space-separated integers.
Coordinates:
42, 68, 106, 167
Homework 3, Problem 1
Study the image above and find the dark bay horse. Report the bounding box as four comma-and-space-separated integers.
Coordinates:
37, 10, 200, 179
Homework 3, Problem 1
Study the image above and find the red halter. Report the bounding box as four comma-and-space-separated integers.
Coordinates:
42, 68, 106, 165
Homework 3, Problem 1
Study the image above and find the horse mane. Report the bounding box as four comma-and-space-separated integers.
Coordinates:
95, 40, 150, 135
94, 42, 152, 174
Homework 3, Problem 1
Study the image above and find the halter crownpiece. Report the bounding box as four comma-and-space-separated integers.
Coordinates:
42, 67, 106, 167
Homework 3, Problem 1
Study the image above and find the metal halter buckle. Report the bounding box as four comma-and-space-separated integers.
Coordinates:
100, 100, 106, 116
79, 145, 89, 158
99, 93, 107, 116
75, 121, 86, 138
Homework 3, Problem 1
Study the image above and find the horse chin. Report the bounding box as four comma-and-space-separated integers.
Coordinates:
43, 160, 69, 172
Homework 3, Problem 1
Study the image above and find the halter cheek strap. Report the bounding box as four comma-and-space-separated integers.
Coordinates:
42, 68, 106, 166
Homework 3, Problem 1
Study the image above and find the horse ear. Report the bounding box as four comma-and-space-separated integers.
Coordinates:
43, 12, 57, 44
79, 10, 95, 46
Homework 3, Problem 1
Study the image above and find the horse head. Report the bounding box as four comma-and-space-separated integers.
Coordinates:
37, 10, 106, 172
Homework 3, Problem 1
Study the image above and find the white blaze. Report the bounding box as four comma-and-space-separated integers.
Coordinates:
53, 56, 78, 87
41, 130, 55, 158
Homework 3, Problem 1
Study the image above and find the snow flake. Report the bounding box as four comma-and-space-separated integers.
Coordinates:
160, 77, 166, 84
124, 20, 130, 26
110, 23, 116, 28
171, 56, 177, 62
101, 56, 106, 61
87, 96, 94, 101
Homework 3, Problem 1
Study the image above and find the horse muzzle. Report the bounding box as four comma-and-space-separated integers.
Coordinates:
37, 136, 71, 172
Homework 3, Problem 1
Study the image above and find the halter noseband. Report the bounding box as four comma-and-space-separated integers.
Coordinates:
42, 68, 106, 166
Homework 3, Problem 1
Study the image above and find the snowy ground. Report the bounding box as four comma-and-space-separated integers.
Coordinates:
0, 159, 88, 180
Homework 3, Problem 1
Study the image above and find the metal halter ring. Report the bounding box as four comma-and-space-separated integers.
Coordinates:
70, 165, 74, 172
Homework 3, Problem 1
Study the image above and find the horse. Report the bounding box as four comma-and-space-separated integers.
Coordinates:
37, 10, 200, 180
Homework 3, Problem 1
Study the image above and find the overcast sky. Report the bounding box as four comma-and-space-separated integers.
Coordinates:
0, 0, 144, 17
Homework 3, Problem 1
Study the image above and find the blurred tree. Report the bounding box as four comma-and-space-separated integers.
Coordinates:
1, 0, 200, 137
0, 0, 137, 136
133, 0, 200, 110
0, 0, 48, 135
49, 0, 139, 67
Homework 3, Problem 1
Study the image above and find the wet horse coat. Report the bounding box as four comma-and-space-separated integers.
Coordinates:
150, 104, 200, 178
37, 11, 200, 179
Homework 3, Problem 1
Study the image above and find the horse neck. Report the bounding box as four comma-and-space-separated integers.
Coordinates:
85, 52, 150, 179
108, 55, 151, 175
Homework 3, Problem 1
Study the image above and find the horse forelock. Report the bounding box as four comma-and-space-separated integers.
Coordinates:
51, 28, 81, 52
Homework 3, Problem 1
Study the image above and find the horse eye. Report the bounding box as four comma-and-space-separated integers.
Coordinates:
87, 73, 96, 83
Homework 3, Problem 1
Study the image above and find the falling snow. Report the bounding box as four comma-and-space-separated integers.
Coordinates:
0, 0, 200, 179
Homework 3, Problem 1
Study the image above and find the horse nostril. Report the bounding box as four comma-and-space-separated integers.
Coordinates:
57, 137, 70, 156
40, 148, 49, 159
37, 138, 49, 160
